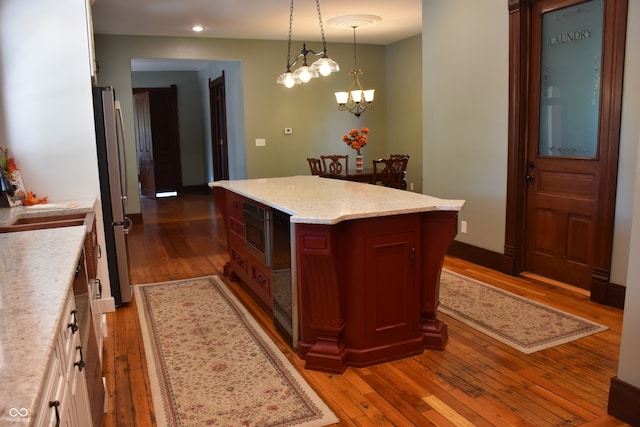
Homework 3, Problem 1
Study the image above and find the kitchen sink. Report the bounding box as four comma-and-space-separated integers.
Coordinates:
0, 212, 91, 233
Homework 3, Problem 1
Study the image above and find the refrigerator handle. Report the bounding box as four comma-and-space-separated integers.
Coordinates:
114, 100, 128, 200
123, 216, 133, 235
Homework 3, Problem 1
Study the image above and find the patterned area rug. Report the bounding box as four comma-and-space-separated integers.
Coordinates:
438, 269, 608, 354
135, 276, 339, 427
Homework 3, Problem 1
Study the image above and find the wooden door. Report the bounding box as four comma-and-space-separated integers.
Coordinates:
133, 86, 182, 196
133, 91, 155, 198
507, 0, 628, 292
209, 73, 229, 181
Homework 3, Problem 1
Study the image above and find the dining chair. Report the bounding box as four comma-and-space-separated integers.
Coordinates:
372, 157, 409, 189
320, 155, 349, 174
389, 154, 410, 190
306, 157, 323, 175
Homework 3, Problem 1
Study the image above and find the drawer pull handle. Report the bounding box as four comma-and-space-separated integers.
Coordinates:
75, 345, 85, 371
93, 278, 103, 299
257, 275, 266, 285
48, 400, 60, 427
67, 309, 78, 334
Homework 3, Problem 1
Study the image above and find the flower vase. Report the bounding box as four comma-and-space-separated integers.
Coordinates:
355, 150, 363, 171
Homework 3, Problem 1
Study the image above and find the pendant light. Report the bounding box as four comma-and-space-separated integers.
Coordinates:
331, 18, 378, 118
276, 0, 340, 88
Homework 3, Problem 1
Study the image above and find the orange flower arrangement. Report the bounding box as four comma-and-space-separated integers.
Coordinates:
1, 147, 19, 181
343, 127, 369, 153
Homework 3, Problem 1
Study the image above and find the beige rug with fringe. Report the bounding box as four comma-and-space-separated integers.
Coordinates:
438, 269, 608, 354
135, 276, 339, 427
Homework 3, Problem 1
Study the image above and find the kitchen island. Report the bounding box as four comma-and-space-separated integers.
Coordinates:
211, 176, 465, 373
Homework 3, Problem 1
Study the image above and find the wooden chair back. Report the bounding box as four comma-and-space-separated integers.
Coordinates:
307, 157, 323, 175
320, 155, 349, 174
372, 157, 409, 189
389, 154, 410, 189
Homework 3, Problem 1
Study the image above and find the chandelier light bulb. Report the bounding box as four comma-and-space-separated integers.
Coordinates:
335, 91, 349, 104
277, 71, 299, 88
318, 62, 332, 76
363, 90, 375, 102
284, 75, 296, 88
293, 65, 318, 83
299, 67, 312, 83
311, 56, 340, 77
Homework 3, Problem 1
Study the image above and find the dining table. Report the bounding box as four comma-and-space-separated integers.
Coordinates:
319, 167, 375, 184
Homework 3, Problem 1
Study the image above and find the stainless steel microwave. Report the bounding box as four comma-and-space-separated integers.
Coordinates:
242, 201, 272, 267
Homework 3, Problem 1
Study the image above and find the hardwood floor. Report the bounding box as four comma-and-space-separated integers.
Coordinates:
102, 191, 629, 426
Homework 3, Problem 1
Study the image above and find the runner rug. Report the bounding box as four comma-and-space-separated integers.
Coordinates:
438, 269, 608, 354
135, 276, 339, 427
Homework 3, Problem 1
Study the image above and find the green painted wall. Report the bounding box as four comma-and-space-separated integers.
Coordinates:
95, 34, 424, 213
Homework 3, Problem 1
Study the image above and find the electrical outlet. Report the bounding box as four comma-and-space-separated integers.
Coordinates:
409, 182, 414, 191
460, 220, 468, 234
255, 138, 266, 147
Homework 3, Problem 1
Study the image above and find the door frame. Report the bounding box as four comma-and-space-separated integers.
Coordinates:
209, 72, 229, 181
504, 0, 628, 304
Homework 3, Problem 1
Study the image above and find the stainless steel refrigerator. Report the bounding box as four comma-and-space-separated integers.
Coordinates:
93, 86, 132, 306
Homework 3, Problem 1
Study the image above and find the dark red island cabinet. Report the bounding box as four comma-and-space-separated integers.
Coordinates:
215, 186, 459, 373
295, 211, 457, 373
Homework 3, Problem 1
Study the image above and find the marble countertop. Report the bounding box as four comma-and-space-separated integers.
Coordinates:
209, 176, 465, 224
0, 204, 93, 425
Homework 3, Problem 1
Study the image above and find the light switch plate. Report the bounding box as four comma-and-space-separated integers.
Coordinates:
255, 138, 266, 146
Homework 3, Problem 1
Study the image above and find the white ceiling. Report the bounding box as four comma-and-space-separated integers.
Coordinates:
91, 0, 422, 46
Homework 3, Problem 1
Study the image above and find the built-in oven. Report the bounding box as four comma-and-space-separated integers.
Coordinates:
242, 201, 272, 267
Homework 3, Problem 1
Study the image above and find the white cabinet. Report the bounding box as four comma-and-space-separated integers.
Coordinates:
34, 293, 90, 426
34, 262, 96, 426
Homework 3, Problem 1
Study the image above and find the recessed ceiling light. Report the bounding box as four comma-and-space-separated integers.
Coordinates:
191, 25, 204, 32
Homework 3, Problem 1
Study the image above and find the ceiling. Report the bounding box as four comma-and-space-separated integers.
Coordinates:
91, 0, 422, 46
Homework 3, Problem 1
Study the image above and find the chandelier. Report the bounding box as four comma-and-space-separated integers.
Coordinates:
331, 18, 378, 117
276, 0, 340, 88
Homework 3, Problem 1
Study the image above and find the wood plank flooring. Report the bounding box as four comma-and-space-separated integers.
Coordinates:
102, 191, 629, 426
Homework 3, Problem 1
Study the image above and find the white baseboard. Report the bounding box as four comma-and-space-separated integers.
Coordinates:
100, 296, 116, 313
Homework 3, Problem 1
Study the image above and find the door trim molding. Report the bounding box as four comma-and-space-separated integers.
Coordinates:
504, 0, 628, 298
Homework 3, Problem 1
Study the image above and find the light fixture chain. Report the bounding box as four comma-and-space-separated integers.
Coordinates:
352, 27, 357, 68
286, 0, 294, 69
315, 0, 327, 51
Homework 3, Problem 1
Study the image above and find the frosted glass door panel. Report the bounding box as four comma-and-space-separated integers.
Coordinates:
539, 0, 603, 158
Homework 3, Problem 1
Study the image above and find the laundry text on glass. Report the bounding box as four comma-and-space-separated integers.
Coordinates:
550, 28, 592, 46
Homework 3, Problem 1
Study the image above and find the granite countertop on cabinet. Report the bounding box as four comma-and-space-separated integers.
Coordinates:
209, 175, 465, 224
0, 224, 87, 424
